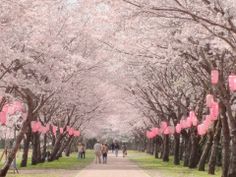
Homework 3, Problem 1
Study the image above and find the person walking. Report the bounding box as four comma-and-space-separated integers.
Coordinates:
81, 143, 86, 159
94, 140, 102, 164
122, 143, 127, 158
102, 143, 109, 164
114, 142, 120, 157
78, 143, 83, 159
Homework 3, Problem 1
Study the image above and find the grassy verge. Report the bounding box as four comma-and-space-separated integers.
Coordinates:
0, 150, 94, 177
128, 151, 221, 177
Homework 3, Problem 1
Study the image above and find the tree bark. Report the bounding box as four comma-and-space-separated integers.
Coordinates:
208, 121, 221, 174
163, 135, 169, 162
65, 139, 73, 157
49, 134, 65, 161
220, 104, 230, 177
20, 130, 31, 167
31, 133, 40, 165
0, 115, 32, 177
174, 133, 180, 165
41, 134, 47, 162
198, 131, 213, 171
184, 134, 191, 167
55, 137, 73, 159
188, 131, 200, 168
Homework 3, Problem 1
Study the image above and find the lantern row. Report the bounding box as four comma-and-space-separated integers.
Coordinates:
31, 121, 80, 137
146, 69, 234, 139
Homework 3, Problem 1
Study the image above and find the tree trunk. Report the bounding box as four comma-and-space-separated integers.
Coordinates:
20, 130, 31, 167
49, 134, 64, 161
41, 134, 47, 162
31, 133, 40, 165
0, 115, 31, 177
163, 135, 169, 162
208, 121, 221, 174
65, 139, 73, 157
55, 137, 73, 159
179, 136, 184, 161
198, 131, 213, 171
184, 134, 191, 167
188, 131, 200, 168
221, 104, 230, 177
174, 133, 180, 165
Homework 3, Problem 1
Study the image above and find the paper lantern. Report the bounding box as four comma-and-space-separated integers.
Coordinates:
31, 121, 38, 132
68, 128, 74, 136
186, 117, 192, 128
192, 116, 198, 126
211, 70, 219, 85
0, 111, 7, 125
206, 94, 214, 107
151, 127, 159, 136
176, 124, 182, 133
163, 127, 170, 135
52, 126, 57, 136
197, 124, 207, 136
210, 102, 219, 119
229, 75, 236, 91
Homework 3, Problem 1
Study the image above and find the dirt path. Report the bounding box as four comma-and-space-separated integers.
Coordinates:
76, 152, 150, 177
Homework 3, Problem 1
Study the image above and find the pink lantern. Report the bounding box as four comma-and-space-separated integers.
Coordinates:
68, 128, 74, 136
206, 94, 214, 107
151, 127, 159, 136
192, 116, 198, 126
52, 126, 57, 136
163, 127, 170, 135
60, 128, 63, 134
31, 121, 38, 132
186, 117, 192, 128
176, 124, 182, 133
180, 120, 185, 129
197, 124, 207, 136
229, 75, 236, 91
211, 70, 219, 85
210, 101, 219, 119
0, 111, 7, 125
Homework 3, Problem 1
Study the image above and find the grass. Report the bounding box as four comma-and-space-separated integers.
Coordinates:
128, 151, 221, 177
0, 150, 94, 177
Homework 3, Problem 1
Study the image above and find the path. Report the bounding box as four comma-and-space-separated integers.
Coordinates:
76, 152, 151, 177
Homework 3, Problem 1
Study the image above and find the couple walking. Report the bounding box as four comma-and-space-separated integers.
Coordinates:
94, 141, 109, 164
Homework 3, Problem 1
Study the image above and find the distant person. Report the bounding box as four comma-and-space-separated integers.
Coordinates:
94, 140, 102, 164
80, 143, 86, 159
78, 143, 83, 159
122, 144, 127, 158
114, 142, 120, 157
111, 142, 115, 153
102, 143, 109, 164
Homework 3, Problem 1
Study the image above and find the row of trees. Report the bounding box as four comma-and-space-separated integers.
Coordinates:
108, 1, 236, 177
0, 1, 106, 176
